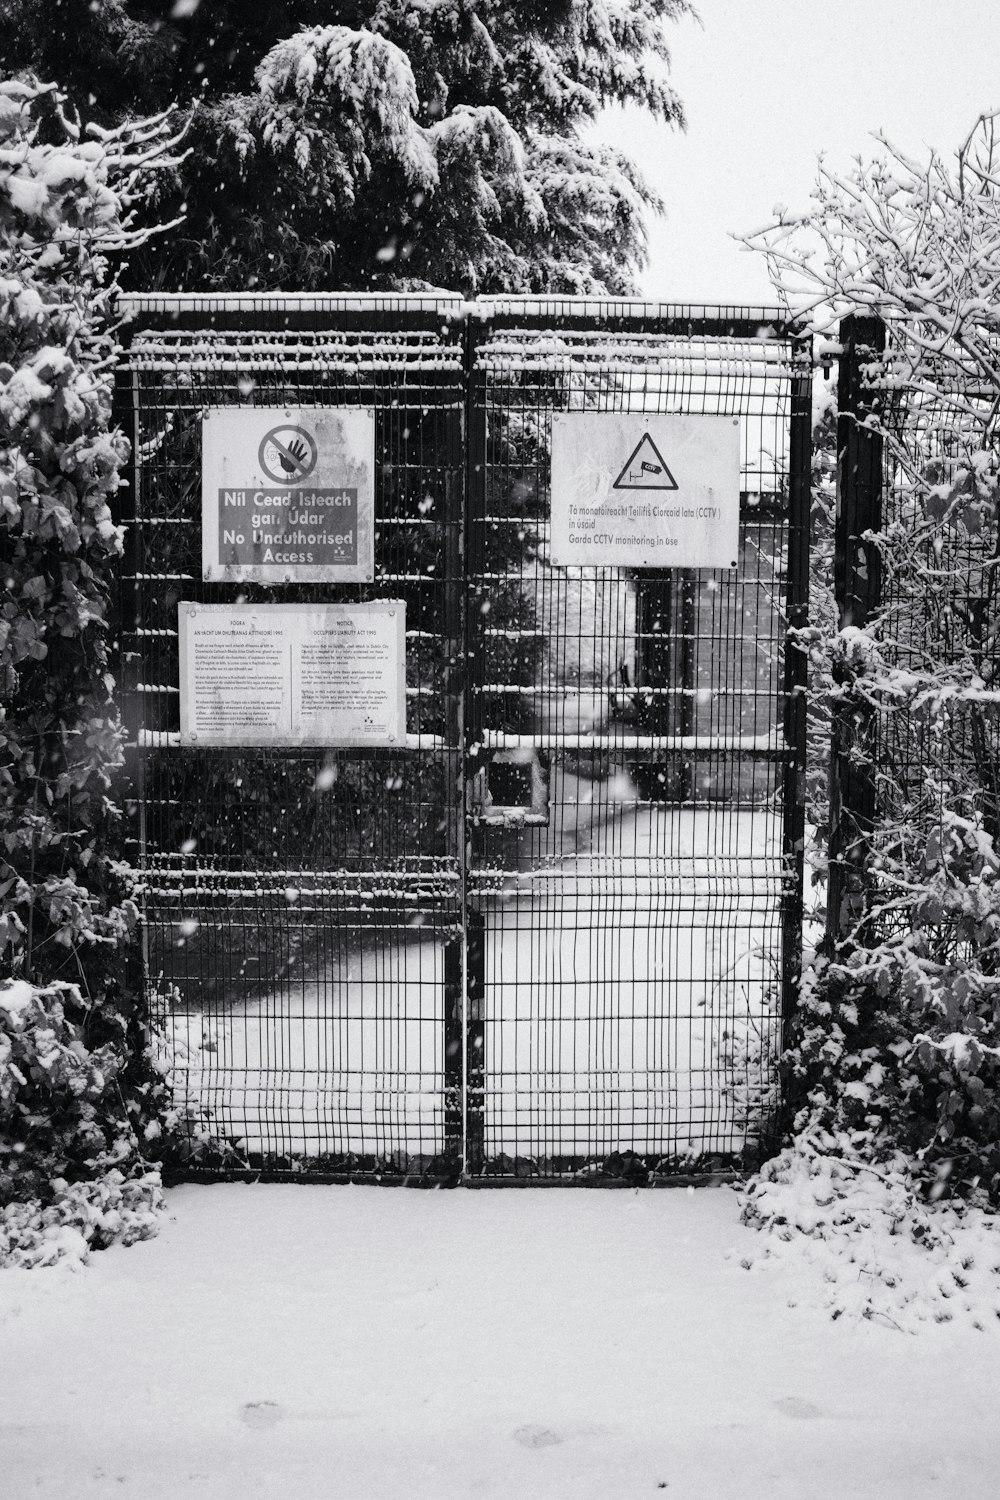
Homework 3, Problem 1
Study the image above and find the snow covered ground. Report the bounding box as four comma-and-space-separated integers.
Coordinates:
165, 805, 782, 1162
2, 1183, 999, 1499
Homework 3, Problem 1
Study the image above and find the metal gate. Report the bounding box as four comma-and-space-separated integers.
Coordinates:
117, 294, 811, 1183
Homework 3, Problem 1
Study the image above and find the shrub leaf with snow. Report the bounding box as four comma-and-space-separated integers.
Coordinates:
0, 979, 163, 1267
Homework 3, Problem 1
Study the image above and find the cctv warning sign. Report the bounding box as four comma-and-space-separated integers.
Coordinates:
550, 413, 741, 570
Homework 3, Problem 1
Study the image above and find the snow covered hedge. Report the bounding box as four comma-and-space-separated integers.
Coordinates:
0, 77, 203, 1264
735, 115, 1000, 1300
0, 979, 163, 1267
0, 76, 172, 974
740, 1132, 1000, 1331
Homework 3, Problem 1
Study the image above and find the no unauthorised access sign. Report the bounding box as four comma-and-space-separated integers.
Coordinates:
201, 407, 375, 583
550, 413, 740, 570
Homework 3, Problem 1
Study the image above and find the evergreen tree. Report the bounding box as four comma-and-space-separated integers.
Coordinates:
0, 0, 692, 293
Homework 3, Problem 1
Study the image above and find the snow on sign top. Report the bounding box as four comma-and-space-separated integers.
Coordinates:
201, 406, 375, 584
550, 413, 741, 570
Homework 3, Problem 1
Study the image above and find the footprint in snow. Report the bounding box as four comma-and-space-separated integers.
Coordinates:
513, 1424, 563, 1449
241, 1401, 285, 1429
772, 1396, 823, 1419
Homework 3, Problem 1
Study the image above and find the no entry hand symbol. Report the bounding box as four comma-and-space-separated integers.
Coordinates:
258, 424, 319, 485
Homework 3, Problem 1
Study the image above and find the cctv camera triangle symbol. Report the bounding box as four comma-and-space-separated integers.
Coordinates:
613, 434, 678, 491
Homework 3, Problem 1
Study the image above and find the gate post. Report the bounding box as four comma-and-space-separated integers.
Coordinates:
462, 312, 487, 1174
634, 571, 695, 802
110, 317, 150, 1032
780, 333, 813, 1027
442, 392, 466, 1173
826, 315, 886, 950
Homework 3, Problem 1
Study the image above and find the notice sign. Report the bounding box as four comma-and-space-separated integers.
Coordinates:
178, 602, 405, 748
201, 407, 375, 583
550, 413, 741, 570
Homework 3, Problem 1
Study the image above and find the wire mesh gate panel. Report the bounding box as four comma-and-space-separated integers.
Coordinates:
464, 302, 811, 1177
119, 295, 467, 1176
117, 294, 811, 1182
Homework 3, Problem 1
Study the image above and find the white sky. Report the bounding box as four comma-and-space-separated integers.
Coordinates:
598, 0, 1000, 306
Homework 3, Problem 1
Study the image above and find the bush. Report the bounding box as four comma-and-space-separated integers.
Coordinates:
0, 979, 163, 1267
743, 114, 1000, 1214
0, 78, 194, 1262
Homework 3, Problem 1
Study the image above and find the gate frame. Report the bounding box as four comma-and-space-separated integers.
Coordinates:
114, 293, 813, 1187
